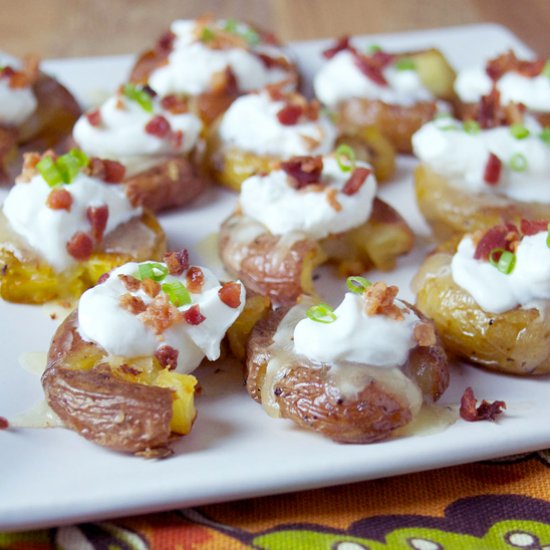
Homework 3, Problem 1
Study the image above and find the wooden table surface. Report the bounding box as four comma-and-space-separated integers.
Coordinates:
1, 0, 549, 59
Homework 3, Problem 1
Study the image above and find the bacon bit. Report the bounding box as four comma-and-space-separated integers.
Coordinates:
120, 293, 147, 315
520, 219, 549, 236
0, 416, 9, 429
171, 130, 184, 150
363, 281, 404, 320
98, 272, 110, 284
265, 81, 288, 101
16, 152, 41, 183
154, 345, 179, 370
183, 304, 206, 325
277, 103, 303, 125
118, 274, 141, 292
186, 266, 205, 293
325, 188, 342, 212
0, 66, 15, 79
140, 294, 182, 334
87, 157, 106, 180
303, 99, 321, 121
301, 134, 321, 152
343, 167, 371, 196
414, 322, 437, 347
142, 278, 161, 298
474, 223, 519, 260
46, 188, 73, 211
157, 31, 176, 53
486, 50, 545, 81
86, 109, 102, 127
210, 67, 239, 94
164, 249, 189, 276
353, 50, 394, 86
460, 386, 506, 421
103, 160, 126, 183
323, 36, 354, 59
86, 204, 109, 242
483, 153, 502, 185
119, 363, 140, 376
160, 94, 189, 114
218, 281, 242, 308
66, 232, 94, 261
281, 155, 324, 189
145, 115, 171, 138
475, 89, 504, 129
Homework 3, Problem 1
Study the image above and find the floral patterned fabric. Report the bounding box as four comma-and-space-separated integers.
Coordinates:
2, 451, 550, 549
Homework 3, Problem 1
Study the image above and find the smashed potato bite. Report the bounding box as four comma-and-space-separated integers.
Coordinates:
0, 151, 166, 304
246, 284, 449, 443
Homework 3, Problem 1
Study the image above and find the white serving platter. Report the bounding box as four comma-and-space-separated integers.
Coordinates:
1, 23, 545, 532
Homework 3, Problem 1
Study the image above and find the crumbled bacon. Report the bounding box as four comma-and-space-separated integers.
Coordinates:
66, 232, 94, 261
301, 134, 321, 152
475, 89, 505, 129
483, 153, 502, 185
154, 345, 179, 370
86, 109, 102, 127
142, 278, 161, 298
186, 266, 205, 293
362, 281, 404, 320
145, 115, 171, 138
218, 281, 242, 308
87, 157, 106, 180
160, 94, 189, 114
414, 322, 437, 347
322, 36, 354, 59
0, 66, 15, 79
140, 294, 182, 334
520, 219, 549, 236
0, 416, 9, 430
98, 272, 110, 284
118, 274, 142, 292
303, 99, 321, 121
171, 130, 184, 150
164, 249, 189, 276
474, 223, 519, 260
119, 363, 140, 376
17, 152, 41, 182
183, 304, 206, 325
120, 293, 147, 315
460, 386, 506, 421
281, 155, 323, 189
277, 104, 303, 125
342, 166, 371, 195
86, 204, 109, 242
325, 188, 342, 211
353, 50, 394, 86
486, 50, 545, 81
47, 188, 73, 211
157, 31, 176, 53
101, 159, 126, 183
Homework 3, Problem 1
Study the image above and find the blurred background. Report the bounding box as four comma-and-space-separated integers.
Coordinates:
1, 0, 549, 58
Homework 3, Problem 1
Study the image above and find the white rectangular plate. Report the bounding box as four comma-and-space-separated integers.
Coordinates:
1, 24, 546, 532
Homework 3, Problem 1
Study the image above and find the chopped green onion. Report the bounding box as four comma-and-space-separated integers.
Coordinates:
137, 262, 168, 282
539, 127, 550, 145
36, 156, 63, 188
366, 44, 382, 54
542, 59, 550, 78
509, 124, 530, 140
434, 112, 452, 120
463, 120, 481, 135
335, 143, 356, 173
123, 83, 153, 113
200, 26, 216, 43
395, 57, 416, 71
162, 281, 191, 307
547, 223, 550, 248
306, 303, 337, 324
56, 149, 89, 183
509, 152, 528, 172
489, 248, 516, 274
243, 28, 260, 46
439, 123, 460, 131
223, 18, 238, 33
346, 276, 372, 293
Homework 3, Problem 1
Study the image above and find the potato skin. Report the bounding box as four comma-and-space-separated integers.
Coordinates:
414, 164, 550, 242
246, 303, 449, 443
415, 251, 550, 375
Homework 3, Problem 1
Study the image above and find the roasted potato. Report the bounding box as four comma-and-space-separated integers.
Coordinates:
219, 198, 413, 305
246, 301, 449, 443
414, 164, 550, 242
42, 311, 197, 455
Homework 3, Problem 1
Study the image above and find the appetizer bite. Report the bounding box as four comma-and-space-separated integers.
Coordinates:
0, 56, 81, 183
130, 16, 298, 125
415, 221, 550, 375
246, 280, 449, 442
73, 84, 207, 212
313, 37, 456, 153
0, 150, 166, 304
455, 50, 550, 126
207, 87, 395, 191
219, 153, 413, 305
42, 251, 245, 454
413, 92, 550, 241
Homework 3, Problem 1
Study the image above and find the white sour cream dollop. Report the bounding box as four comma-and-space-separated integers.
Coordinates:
218, 91, 337, 157
412, 117, 550, 203
451, 232, 550, 313
3, 172, 141, 271
148, 19, 293, 96
0, 76, 37, 126
77, 262, 245, 373
240, 156, 376, 239
73, 93, 202, 176
314, 50, 434, 108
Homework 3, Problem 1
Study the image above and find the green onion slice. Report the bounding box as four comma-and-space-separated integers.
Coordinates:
306, 303, 337, 324
366, 44, 382, 54
137, 262, 168, 282
509, 152, 528, 172
463, 120, 481, 135
123, 83, 154, 113
57, 149, 89, 183
200, 26, 216, 43
546, 223, 550, 248
346, 276, 372, 293
488, 248, 516, 274
509, 124, 530, 140
243, 28, 260, 46
36, 156, 63, 188
162, 281, 191, 307
543, 59, 550, 78
540, 127, 550, 145
335, 143, 356, 173
395, 57, 416, 71
223, 18, 238, 33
